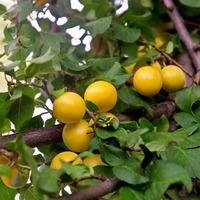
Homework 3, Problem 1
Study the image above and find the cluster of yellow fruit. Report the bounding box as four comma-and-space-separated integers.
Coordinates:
126, 64, 185, 96
51, 80, 117, 169
133, 65, 185, 96
0, 155, 29, 189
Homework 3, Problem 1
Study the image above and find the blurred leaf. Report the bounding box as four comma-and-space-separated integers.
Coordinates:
38, 167, 62, 194
119, 186, 144, 200
178, 0, 200, 8
85, 16, 112, 37
97, 62, 131, 86
113, 23, 141, 43
0, 118, 11, 134
0, 164, 11, 176
165, 41, 174, 54
0, 4, 6, 15
145, 161, 192, 200
0, 180, 17, 200
31, 48, 55, 64
113, 165, 148, 185
18, 0, 32, 21
118, 85, 153, 115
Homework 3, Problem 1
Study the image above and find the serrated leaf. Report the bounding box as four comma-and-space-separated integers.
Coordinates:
118, 85, 153, 115
145, 161, 192, 200
85, 16, 112, 37
113, 165, 149, 184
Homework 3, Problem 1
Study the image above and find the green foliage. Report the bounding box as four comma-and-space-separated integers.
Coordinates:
0, 0, 200, 199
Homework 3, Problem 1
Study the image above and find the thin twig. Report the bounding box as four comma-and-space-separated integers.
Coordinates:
162, 0, 200, 73
0, 148, 19, 162
152, 45, 197, 84
86, 108, 97, 124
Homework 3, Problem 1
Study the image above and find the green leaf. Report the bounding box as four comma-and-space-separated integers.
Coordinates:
119, 186, 144, 200
178, 0, 200, 8
166, 146, 200, 178
175, 86, 200, 113
0, 164, 11, 176
0, 118, 11, 134
153, 115, 169, 132
8, 95, 34, 131
0, 180, 17, 200
38, 167, 62, 194
145, 161, 192, 200
0, 4, 6, 15
96, 128, 140, 148
26, 61, 54, 77
141, 0, 153, 9
165, 41, 174, 54
31, 48, 55, 64
113, 165, 149, 185
61, 162, 92, 179
85, 100, 99, 112
97, 62, 131, 87
118, 85, 153, 115
100, 144, 125, 166
113, 23, 141, 43
85, 16, 112, 37
174, 112, 197, 127
18, 0, 32, 21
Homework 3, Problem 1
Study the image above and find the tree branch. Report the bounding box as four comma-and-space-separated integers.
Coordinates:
51, 178, 122, 200
162, 0, 200, 74
0, 125, 63, 149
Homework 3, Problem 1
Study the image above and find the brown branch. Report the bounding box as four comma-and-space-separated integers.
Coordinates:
50, 178, 122, 200
162, 0, 200, 73
0, 124, 63, 149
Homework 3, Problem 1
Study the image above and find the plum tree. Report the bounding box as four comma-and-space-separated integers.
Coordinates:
0, 0, 199, 200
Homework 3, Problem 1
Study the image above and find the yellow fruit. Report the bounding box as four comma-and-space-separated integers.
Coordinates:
62, 120, 94, 152
83, 154, 105, 167
161, 65, 185, 92
50, 151, 82, 170
34, 0, 50, 7
124, 63, 136, 73
155, 36, 166, 48
53, 92, 86, 124
151, 61, 162, 72
1, 165, 29, 189
0, 155, 10, 166
137, 45, 146, 57
84, 81, 117, 112
133, 66, 163, 96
